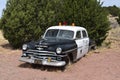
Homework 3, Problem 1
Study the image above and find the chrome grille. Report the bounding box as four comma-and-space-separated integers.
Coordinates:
25, 50, 57, 61
26, 50, 56, 56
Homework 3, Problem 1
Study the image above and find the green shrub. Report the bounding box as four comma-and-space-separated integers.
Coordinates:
0, 0, 56, 48
0, 0, 109, 48
55, 0, 110, 46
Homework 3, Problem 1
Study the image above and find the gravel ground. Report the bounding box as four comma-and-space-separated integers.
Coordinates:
0, 48, 120, 80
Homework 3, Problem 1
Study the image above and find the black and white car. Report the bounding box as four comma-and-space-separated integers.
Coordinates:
19, 26, 89, 67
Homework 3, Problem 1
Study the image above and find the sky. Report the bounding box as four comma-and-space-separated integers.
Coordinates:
0, 0, 7, 18
100, 0, 120, 7
0, 0, 120, 18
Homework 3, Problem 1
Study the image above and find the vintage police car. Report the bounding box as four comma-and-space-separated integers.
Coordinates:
19, 26, 89, 67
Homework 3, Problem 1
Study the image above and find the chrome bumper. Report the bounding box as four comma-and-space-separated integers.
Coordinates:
19, 57, 66, 67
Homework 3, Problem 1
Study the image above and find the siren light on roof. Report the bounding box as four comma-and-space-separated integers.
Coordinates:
58, 22, 75, 26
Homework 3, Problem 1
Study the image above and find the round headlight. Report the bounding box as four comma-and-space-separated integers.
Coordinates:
22, 44, 27, 50
56, 47, 62, 54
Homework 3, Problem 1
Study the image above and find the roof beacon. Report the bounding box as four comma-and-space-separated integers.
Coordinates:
59, 22, 62, 26
72, 23, 75, 26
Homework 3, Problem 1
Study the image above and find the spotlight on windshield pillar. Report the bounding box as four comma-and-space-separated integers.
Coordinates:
72, 23, 75, 26
59, 22, 62, 26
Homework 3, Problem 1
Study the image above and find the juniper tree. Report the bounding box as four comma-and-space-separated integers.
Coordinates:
0, 0, 56, 48
54, 0, 110, 45
0, 0, 109, 48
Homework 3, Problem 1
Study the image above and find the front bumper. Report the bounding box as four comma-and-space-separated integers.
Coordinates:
19, 56, 66, 67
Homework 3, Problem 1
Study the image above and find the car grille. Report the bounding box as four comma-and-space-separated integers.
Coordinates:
26, 50, 56, 56
25, 50, 57, 60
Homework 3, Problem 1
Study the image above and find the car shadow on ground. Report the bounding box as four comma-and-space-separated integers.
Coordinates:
18, 63, 66, 72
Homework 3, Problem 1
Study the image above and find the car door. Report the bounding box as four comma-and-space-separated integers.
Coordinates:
75, 31, 84, 60
82, 30, 89, 55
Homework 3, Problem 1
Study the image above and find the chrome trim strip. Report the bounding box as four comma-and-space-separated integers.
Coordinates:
63, 48, 77, 53
35, 45, 48, 48
62, 46, 83, 53
27, 50, 56, 54
33, 53, 55, 56
26, 52, 55, 56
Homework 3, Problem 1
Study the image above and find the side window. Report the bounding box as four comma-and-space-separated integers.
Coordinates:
76, 31, 81, 39
82, 30, 87, 38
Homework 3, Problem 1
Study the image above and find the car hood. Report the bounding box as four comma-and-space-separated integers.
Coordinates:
26, 38, 77, 53
37, 38, 75, 46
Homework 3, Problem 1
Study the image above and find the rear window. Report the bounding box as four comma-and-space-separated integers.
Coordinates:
76, 31, 81, 39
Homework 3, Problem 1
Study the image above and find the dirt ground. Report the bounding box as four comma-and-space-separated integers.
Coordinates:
0, 43, 120, 80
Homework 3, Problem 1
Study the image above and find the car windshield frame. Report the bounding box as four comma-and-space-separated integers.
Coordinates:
44, 29, 74, 40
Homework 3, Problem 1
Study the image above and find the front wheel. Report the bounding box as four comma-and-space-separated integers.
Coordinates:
61, 56, 71, 71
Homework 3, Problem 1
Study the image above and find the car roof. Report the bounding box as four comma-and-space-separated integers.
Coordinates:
47, 26, 86, 32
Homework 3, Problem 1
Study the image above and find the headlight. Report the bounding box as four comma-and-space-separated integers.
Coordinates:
22, 44, 27, 50
56, 47, 62, 54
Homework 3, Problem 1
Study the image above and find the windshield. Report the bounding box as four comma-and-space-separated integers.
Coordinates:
44, 29, 74, 39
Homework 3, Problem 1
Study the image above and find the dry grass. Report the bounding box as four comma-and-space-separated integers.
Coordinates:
103, 27, 120, 48
0, 30, 8, 45
102, 26, 120, 49
0, 30, 11, 54
101, 16, 120, 49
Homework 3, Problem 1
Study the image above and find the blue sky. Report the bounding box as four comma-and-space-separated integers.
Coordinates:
0, 0, 120, 18
100, 0, 120, 7
0, 0, 7, 18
